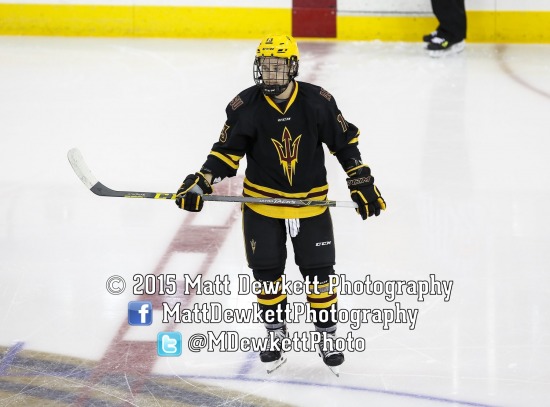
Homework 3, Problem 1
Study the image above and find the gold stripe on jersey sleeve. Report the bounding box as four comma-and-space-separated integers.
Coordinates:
348, 130, 360, 145
328, 130, 360, 155
209, 151, 242, 170
345, 165, 363, 174
345, 164, 368, 176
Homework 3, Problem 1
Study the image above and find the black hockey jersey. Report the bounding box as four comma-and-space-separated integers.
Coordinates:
201, 81, 362, 219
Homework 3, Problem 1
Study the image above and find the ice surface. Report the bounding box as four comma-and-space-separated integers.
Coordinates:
1, 37, 550, 406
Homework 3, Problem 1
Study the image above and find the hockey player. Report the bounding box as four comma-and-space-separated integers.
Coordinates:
175, 34, 386, 375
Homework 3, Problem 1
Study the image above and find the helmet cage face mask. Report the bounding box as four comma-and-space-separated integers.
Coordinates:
253, 55, 299, 96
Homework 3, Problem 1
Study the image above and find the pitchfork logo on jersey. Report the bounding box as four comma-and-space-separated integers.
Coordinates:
250, 239, 257, 254
271, 127, 302, 186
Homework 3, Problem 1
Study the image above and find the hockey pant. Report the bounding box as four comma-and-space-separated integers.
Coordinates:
243, 205, 338, 333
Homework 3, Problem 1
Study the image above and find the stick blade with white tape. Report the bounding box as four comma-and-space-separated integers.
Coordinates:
67, 148, 172, 199
67, 148, 99, 191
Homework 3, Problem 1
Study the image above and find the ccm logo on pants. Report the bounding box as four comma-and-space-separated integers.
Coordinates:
315, 241, 332, 246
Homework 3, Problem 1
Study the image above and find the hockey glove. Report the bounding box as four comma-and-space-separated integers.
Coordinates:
346, 164, 386, 220
175, 172, 213, 212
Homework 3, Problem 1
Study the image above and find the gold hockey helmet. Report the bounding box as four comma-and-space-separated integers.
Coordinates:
254, 34, 300, 96
256, 34, 300, 60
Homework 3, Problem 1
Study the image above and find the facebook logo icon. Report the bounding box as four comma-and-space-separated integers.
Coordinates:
128, 301, 153, 326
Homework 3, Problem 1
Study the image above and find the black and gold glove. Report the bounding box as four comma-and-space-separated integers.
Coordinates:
345, 161, 386, 220
175, 172, 213, 212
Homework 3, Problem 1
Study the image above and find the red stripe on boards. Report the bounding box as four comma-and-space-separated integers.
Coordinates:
292, 0, 336, 38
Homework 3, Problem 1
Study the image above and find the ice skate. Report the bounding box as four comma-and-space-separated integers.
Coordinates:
426, 36, 465, 57
259, 327, 288, 374
316, 332, 344, 377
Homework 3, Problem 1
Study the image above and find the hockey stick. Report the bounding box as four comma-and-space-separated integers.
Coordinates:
67, 148, 358, 208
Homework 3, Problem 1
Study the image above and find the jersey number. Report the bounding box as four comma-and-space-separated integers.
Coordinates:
337, 114, 349, 132
219, 124, 230, 143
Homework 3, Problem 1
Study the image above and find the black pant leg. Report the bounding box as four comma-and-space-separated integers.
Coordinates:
242, 206, 288, 329
291, 210, 338, 331
243, 205, 287, 272
431, 0, 467, 42
291, 209, 335, 270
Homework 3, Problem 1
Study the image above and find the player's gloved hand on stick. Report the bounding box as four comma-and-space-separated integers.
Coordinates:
346, 164, 386, 220
175, 172, 213, 212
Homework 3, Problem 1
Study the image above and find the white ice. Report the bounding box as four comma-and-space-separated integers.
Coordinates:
1, 37, 550, 407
